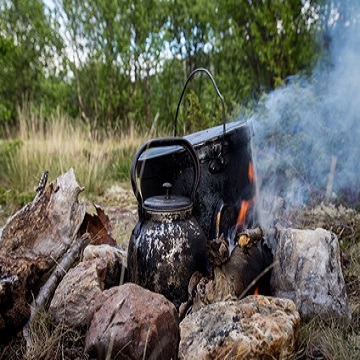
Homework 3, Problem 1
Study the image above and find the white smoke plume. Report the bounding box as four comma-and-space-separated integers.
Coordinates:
246, 1, 360, 227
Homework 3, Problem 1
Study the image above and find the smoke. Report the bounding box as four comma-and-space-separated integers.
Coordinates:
245, 2, 360, 227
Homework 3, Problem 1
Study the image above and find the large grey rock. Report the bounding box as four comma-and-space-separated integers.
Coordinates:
49, 245, 124, 327
85, 283, 179, 360
271, 228, 351, 323
179, 295, 300, 359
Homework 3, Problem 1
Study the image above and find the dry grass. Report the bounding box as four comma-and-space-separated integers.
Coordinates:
0, 105, 146, 214
0, 107, 359, 359
293, 313, 360, 360
0, 312, 88, 360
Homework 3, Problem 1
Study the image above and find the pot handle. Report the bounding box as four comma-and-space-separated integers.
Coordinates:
174, 68, 226, 153
130, 137, 200, 207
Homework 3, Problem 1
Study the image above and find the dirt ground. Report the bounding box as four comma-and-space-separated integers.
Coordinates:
93, 184, 138, 249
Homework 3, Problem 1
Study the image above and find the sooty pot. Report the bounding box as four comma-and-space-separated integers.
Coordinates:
127, 138, 207, 307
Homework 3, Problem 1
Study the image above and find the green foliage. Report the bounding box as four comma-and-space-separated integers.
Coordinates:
0, 0, 65, 127
0, 0, 335, 136
60, 0, 168, 131
0, 139, 22, 176
210, 0, 322, 107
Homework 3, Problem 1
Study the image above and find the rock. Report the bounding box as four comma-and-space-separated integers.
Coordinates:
271, 228, 351, 324
85, 283, 179, 360
83, 244, 127, 287
49, 246, 124, 328
179, 295, 300, 359
49, 260, 104, 328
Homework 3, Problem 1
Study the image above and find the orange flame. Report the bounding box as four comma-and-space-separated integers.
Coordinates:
253, 287, 260, 295
248, 161, 255, 184
236, 199, 252, 230
235, 161, 255, 232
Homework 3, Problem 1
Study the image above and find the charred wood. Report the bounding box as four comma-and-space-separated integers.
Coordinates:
206, 235, 229, 267
220, 241, 273, 297
78, 204, 117, 246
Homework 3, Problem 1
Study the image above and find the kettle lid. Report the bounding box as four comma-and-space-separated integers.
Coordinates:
143, 183, 192, 212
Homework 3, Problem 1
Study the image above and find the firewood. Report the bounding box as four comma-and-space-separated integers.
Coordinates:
220, 241, 273, 297
23, 233, 91, 351
78, 204, 117, 246
206, 235, 229, 267
0, 169, 86, 341
182, 228, 275, 314
236, 226, 278, 248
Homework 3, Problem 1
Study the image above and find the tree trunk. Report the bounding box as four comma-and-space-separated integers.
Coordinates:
0, 168, 86, 340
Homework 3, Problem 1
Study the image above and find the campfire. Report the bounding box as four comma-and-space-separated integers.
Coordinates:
123, 70, 350, 358
0, 69, 353, 359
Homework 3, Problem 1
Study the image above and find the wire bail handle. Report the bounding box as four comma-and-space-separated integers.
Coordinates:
174, 68, 227, 156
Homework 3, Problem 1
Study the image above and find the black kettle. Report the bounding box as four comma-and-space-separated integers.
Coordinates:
127, 138, 207, 307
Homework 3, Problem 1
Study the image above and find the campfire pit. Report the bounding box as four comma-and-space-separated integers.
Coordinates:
126, 68, 351, 335
0, 68, 354, 360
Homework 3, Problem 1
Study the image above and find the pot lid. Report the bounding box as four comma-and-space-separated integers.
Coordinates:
143, 183, 192, 212
138, 119, 250, 162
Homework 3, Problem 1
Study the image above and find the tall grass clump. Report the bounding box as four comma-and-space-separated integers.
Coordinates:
293, 314, 360, 360
0, 105, 146, 209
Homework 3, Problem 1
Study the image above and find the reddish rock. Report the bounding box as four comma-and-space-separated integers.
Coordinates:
82, 244, 127, 288
49, 259, 104, 328
49, 246, 124, 328
85, 283, 179, 360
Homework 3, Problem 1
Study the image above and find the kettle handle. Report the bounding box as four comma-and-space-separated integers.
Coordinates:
174, 68, 226, 154
130, 137, 200, 207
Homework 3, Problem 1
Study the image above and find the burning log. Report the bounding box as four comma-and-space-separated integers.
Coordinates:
182, 155, 279, 316
180, 227, 274, 318
236, 226, 278, 248
219, 238, 273, 297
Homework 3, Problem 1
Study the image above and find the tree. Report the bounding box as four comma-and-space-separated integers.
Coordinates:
58, 0, 168, 131
210, 0, 322, 109
0, 0, 64, 129
0, 0, 327, 135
